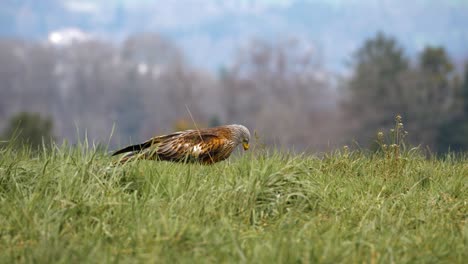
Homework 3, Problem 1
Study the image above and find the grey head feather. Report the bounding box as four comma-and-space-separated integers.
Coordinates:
229, 124, 250, 144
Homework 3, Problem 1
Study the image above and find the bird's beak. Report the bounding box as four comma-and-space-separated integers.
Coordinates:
242, 142, 249, 151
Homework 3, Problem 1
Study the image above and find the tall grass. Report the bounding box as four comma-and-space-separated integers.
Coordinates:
0, 139, 466, 263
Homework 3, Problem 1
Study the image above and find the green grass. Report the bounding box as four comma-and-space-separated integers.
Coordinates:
0, 144, 466, 263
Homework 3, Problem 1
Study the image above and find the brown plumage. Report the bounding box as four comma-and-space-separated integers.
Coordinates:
111, 124, 250, 164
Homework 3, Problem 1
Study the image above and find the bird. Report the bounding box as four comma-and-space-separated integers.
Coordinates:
111, 124, 250, 164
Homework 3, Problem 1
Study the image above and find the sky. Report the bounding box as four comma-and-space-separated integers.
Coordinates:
2, 0, 468, 73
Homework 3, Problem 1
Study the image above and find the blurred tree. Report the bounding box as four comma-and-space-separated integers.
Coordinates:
436, 62, 468, 153
120, 33, 219, 139
345, 32, 409, 145
420, 47, 453, 77
0, 35, 219, 149
402, 46, 454, 148
222, 38, 341, 150
53, 40, 121, 144
121, 33, 184, 66
0, 39, 28, 124
2, 112, 55, 150
114, 70, 146, 141
418, 46, 454, 109
462, 63, 468, 115
437, 117, 468, 153
209, 116, 221, 127
172, 118, 205, 131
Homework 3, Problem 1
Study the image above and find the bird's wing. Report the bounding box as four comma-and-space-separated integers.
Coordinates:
111, 130, 196, 156
151, 130, 232, 163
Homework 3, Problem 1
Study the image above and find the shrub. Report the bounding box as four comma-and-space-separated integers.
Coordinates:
1, 112, 55, 150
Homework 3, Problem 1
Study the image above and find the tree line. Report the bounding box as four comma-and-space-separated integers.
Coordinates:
1, 32, 467, 153
345, 32, 468, 152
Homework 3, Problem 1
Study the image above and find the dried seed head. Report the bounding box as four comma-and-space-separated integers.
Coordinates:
395, 115, 402, 123
377, 131, 384, 140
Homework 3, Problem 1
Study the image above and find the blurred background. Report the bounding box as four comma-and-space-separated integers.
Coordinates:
1, 0, 468, 153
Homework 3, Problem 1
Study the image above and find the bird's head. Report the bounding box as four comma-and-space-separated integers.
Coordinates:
231, 124, 250, 151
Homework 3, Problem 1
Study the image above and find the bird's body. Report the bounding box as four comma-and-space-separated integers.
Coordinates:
112, 124, 250, 164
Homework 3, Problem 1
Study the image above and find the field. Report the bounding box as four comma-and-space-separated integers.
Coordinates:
0, 142, 466, 263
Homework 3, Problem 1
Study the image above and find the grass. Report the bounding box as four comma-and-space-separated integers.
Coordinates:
0, 142, 466, 263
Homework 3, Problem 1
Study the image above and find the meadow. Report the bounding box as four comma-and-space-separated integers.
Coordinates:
0, 139, 466, 263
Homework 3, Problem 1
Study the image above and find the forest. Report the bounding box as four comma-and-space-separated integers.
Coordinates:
1, 32, 467, 153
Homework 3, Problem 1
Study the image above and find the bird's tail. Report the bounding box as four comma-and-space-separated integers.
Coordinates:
113, 150, 155, 165
111, 140, 151, 156
111, 137, 161, 164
